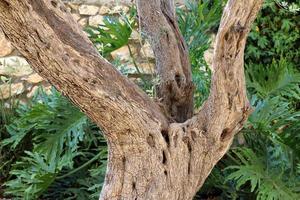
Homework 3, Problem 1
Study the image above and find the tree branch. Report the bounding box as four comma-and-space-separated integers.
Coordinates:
156, 0, 264, 195
0, 0, 168, 138
195, 0, 264, 150
137, 0, 194, 123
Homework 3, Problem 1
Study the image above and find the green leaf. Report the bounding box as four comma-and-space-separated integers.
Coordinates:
85, 14, 134, 57
225, 148, 300, 200
3, 88, 89, 199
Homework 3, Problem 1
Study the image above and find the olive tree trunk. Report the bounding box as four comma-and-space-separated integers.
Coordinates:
0, 0, 263, 199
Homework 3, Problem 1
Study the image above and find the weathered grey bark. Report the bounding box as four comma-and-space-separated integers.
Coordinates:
0, 0, 263, 199
137, 0, 194, 122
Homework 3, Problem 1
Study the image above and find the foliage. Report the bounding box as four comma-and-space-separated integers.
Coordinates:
85, 7, 136, 57
1, 89, 107, 199
246, 58, 300, 100
177, 0, 224, 107
0, 78, 19, 131
245, 0, 300, 66
225, 148, 299, 200
0, 82, 20, 192
85, 7, 155, 93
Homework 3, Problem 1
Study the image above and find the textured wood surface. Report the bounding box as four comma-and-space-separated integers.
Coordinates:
0, 0, 263, 199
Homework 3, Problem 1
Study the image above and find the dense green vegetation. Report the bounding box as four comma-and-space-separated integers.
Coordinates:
0, 0, 299, 199
0, 89, 107, 199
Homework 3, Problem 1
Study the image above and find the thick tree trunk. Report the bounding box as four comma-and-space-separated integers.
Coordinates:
0, 0, 263, 199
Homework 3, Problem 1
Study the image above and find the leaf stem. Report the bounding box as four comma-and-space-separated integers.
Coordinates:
127, 44, 148, 87
56, 151, 105, 180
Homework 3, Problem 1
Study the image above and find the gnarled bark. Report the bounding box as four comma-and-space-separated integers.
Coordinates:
0, 0, 263, 199
137, 0, 194, 122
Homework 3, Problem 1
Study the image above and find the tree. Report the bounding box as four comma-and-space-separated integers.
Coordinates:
0, 0, 263, 199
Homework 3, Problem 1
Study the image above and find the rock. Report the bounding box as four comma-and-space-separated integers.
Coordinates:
138, 62, 155, 74
0, 82, 24, 99
65, 3, 79, 12
0, 57, 32, 77
111, 46, 130, 61
78, 5, 99, 15
0, 29, 14, 57
89, 15, 105, 27
24, 73, 44, 84
99, 5, 111, 15
111, 45, 137, 61
130, 30, 140, 40
175, 0, 185, 5
110, 5, 129, 14
78, 17, 88, 27
141, 42, 155, 59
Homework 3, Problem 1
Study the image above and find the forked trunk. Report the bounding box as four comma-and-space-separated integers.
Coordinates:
100, 121, 235, 200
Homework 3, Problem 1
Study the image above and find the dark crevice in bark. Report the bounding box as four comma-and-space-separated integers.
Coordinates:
50, 0, 57, 7
91, 79, 97, 85
224, 32, 229, 40
161, 129, 170, 146
173, 134, 178, 147
188, 161, 192, 175
132, 182, 136, 190
227, 93, 233, 110
0, 0, 10, 7
220, 128, 231, 142
147, 134, 155, 148
166, 32, 170, 41
164, 170, 168, 176
162, 150, 167, 165
190, 130, 197, 142
186, 140, 192, 153
175, 74, 182, 88
183, 137, 193, 175
203, 126, 208, 134
122, 156, 126, 166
